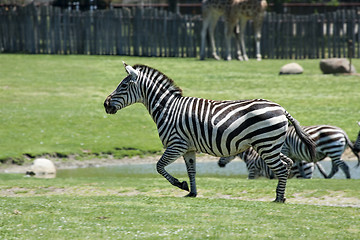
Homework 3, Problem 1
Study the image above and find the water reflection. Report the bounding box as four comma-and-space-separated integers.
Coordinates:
56, 160, 360, 179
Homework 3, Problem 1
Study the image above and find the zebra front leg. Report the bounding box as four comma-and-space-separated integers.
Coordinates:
183, 151, 197, 197
156, 147, 189, 193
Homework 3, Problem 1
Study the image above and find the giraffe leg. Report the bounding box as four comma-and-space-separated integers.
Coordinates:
156, 146, 189, 192
253, 16, 264, 61
200, 11, 221, 60
233, 24, 244, 61
208, 16, 221, 60
200, 14, 213, 60
224, 18, 237, 61
183, 151, 197, 197
200, 18, 209, 60
236, 17, 248, 61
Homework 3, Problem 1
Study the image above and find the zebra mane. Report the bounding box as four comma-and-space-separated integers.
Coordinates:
132, 64, 183, 97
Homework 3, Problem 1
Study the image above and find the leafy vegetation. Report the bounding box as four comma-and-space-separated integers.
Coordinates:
1, 54, 359, 163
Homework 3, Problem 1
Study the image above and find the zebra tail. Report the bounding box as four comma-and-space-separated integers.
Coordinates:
284, 110, 316, 161
344, 133, 360, 168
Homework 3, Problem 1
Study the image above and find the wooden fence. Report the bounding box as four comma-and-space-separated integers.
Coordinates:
1, 4, 359, 59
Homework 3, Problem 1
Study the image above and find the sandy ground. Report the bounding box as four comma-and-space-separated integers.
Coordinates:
0, 148, 358, 174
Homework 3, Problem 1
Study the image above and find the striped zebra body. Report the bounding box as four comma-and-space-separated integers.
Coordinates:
283, 125, 360, 179
219, 148, 315, 179
104, 63, 315, 202
219, 125, 360, 179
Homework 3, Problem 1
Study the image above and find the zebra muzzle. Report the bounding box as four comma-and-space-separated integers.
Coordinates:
104, 96, 117, 114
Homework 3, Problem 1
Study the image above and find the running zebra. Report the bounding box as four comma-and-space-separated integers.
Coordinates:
104, 62, 315, 202
219, 125, 360, 179
218, 148, 316, 179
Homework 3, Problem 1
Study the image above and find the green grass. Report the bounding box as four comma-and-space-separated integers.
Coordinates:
1, 54, 360, 162
1, 173, 359, 239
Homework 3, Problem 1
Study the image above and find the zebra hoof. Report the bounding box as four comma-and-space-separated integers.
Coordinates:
181, 181, 189, 191
184, 192, 197, 197
218, 162, 226, 168
273, 197, 286, 203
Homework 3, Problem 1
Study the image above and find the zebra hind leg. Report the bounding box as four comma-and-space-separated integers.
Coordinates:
280, 153, 294, 175
263, 154, 290, 203
339, 160, 351, 179
183, 151, 197, 197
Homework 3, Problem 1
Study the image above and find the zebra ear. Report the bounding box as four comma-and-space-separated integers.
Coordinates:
123, 61, 138, 80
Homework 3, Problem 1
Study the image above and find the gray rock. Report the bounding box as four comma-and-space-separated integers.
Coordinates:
279, 63, 303, 75
320, 58, 356, 74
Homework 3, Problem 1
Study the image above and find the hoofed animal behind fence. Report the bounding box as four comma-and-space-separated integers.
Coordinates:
0, 4, 359, 59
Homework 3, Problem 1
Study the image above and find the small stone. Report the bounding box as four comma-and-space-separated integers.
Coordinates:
279, 63, 304, 75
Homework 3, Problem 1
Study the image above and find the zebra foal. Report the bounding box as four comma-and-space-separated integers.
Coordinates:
104, 62, 315, 202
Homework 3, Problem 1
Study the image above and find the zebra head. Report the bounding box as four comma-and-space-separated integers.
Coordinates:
104, 62, 141, 114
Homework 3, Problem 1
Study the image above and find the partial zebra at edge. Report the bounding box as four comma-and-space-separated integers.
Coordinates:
219, 124, 360, 179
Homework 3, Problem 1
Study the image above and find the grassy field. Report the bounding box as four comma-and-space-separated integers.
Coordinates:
1, 54, 359, 163
1, 173, 359, 239
1, 55, 359, 239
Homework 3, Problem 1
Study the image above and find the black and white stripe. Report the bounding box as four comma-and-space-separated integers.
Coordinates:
218, 148, 316, 179
284, 125, 360, 178
219, 124, 360, 179
354, 122, 360, 152
104, 63, 315, 202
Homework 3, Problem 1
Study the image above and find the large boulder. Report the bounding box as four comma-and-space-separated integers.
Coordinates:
279, 63, 304, 75
26, 158, 56, 178
320, 58, 356, 74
